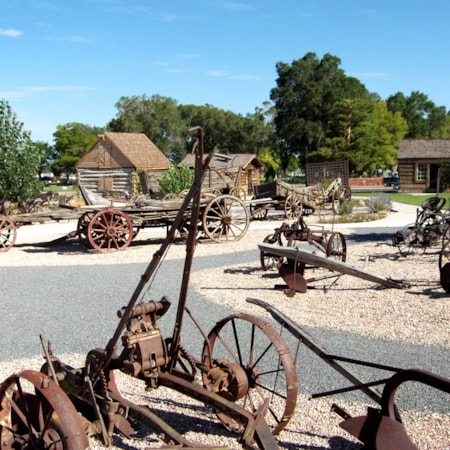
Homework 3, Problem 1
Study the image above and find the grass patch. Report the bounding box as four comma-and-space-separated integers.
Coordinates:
352, 192, 450, 208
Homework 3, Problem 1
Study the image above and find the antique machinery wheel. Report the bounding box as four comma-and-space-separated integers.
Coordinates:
326, 232, 347, 262
87, 209, 134, 252
202, 194, 250, 242
260, 233, 283, 271
76, 211, 95, 248
394, 224, 420, 257
0, 369, 89, 450
0, 215, 16, 252
201, 313, 298, 436
284, 194, 303, 219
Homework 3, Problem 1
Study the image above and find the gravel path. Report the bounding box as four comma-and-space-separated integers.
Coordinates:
0, 207, 448, 449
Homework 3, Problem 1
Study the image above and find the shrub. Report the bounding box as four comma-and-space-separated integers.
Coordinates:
157, 165, 194, 195
339, 200, 355, 215
366, 194, 392, 213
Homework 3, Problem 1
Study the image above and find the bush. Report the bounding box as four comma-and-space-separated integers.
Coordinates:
366, 194, 392, 213
157, 165, 194, 195
339, 200, 355, 215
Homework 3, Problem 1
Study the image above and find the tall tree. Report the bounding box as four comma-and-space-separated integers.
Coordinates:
179, 103, 274, 156
270, 52, 370, 172
310, 100, 408, 174
52, 123, 101, 179
108, 94, 187, 162
386, 91, 447, 138
0, 99, 45, 210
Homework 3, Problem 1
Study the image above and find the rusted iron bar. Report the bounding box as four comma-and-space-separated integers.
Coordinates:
91, 127, 212, 386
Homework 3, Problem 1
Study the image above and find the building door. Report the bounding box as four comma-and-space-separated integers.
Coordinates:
429, 164, 440, 192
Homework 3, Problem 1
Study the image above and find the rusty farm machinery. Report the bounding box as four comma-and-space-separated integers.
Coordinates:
0, 130, 448, 449
0, 128, 298, 450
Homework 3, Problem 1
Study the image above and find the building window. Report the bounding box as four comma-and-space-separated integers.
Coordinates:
416, 164, 427, 181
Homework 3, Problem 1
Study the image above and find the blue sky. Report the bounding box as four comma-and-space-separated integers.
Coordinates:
1, 0, 449, 144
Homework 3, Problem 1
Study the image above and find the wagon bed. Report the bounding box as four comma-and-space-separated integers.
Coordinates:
0, 193, 250, 253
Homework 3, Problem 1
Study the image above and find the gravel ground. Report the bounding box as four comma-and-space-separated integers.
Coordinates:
0, 210, 449, 449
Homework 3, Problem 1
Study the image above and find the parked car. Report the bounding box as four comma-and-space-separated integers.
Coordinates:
383, 176, 399, 190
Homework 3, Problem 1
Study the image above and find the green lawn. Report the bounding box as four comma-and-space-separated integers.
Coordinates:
353, 191, 450, 208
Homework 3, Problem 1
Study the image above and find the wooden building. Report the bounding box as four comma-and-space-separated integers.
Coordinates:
179, 152, 264, 197
397, 139, 450, 193
76, 132, 172, 196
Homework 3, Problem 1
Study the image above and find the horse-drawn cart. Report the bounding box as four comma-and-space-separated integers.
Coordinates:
248, 177, 351, 220
0, 192, 250, 253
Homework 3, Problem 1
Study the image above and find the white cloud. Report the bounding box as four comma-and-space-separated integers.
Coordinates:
206, 70, 229, 78
223, 3, 252, 11
0, 28, 23, 37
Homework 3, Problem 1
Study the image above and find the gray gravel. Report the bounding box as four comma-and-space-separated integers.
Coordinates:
0, 212, 448, 449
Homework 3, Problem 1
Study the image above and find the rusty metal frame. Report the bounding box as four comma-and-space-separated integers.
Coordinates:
247, 297, 450, 449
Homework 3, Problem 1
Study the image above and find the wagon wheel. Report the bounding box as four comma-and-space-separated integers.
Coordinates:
201, 314, 298, 436
229, 187, 246, 200
333, 185, 352, 202
284, 194, 303, 219
250, 205, 268, 220
162, 193, 180, 201
76, 211, 96, 248
0, 215, 16, 252
326, 232, 347, 262
87, 209, 133, 252
202, 194, 250, 242
260, 233, 284, 271
0, 369, 89, 450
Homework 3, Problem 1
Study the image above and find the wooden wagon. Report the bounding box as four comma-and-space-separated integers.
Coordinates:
0, 192, 250, 253
247, 177, 351, 220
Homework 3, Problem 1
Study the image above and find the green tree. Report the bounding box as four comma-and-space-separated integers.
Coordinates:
270, 52, 371, 172
386, 91, 447, 138
109, 94, 187, 162
35, 141, 57, 177
52, 123, 101, 179
0, 99, 45, 210
179, 103, 274, 156
311, 100, 408, 174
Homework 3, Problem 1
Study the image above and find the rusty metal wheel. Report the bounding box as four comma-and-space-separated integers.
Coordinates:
260, 233, 283, 271
0, 215, 16, 252
0, 369, 89, 450
284, 194, 303, 219
201, 313, 298, 436
202, 194, 250, 242
326, 232, 347, 262
87, 209, 133, 252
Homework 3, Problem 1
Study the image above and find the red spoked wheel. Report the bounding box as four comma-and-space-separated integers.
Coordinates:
0, 215, 16, 252
0, 369, 89, 450
326, 232, 347, 262
202, 313, 298, 436
87, 209, 133, 252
